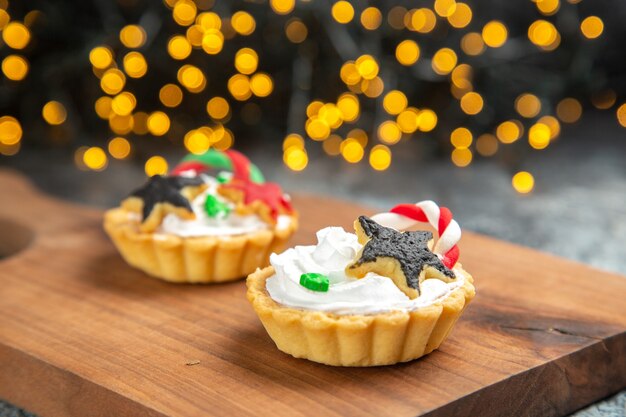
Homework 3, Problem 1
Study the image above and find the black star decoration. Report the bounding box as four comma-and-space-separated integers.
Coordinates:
347, 216, 454, 298
129, 175, 204, 220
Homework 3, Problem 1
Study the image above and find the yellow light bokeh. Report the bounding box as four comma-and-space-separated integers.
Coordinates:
271, 0, 295, 15
159, 84, 183, 108
396, 40, 420, 66
355, 54, 379, 80
528, 123, 551, 150
460, 92, 483, 115
201, 29, 224, 55
369, 144, 392, 171
197, 12, 221, 31
432, 48, 457, 75
184, 129, 211, 154
213, 127, 234, 151
417, 109, 438, 132
340, 61, 361, 86
173, 0, 197, 26
0, 9, 8, 30
305, 117, 330, 141
617, 103, 626, 127
383, 90, 408, 115
451, 148, 472, 167
89, 46, 113, 69
186, 25, 203, 47
319, 103, 343, 129
387, 6, 407, 30
476, 134, 498, 156
378, 121, 402, 145
168, 35, 192, 60
42, 101, 67, 125
283, 146, 308, 171
360, 7, 382, 30
145, 156, 169, 176
285, 18, 307, 43
206, 96, 230, 120
235, 48, 258, 75
515, 93, 542, 118
83, 147, 108, 171
512, 171, 534, 194
496, 120, 521, 143
337, 93, 360, 122
120, 25, 146, 49
3, 22, 30, 50
580, 16, 603, 39
409, 8, 437, 33
108, 137, 131, 159
434, 0, 457, 17
178, 65, 206, 93
306, 101, 324, 118
447, 3, 472, 29
536, 0, 559, 16
95, 96, 113, 119
556, 98, 582, 123
331, 1, 354, 24
109, 114, 134, 135
2, 55, 28, 81
100, 69, 126, 95
111, 92, 136, 116
0, 116, 22, 145
482, 21, 508, 48
133, 112, 149, 135
591, 90, 616, 110
341, 138, 364, 163
461, 32, 485, 56
147, 111, 171, 136
123, 52, 148, 78
450, 127, 472, 148
227, 74, 252, 101
528, 20, 558, 47
538, 115, 560, 139
397, 107, 420, 133
323, 134, 342, 156
231, 11, 256, 35
283, 133, 304, 151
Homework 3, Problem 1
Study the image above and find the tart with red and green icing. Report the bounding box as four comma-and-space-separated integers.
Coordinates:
104, 149, 298, 283
246, 200, 474, 366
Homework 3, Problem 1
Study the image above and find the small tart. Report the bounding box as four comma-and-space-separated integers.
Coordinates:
247, 264, 474, 366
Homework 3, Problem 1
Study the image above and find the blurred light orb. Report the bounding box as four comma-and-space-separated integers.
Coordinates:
201, 29, 224, 54
347, 128, 368, 147
417, 109, 438, 132
482, 21, 508, 48
0, 9, 8, 30
580, 16, 604, 39
100, 69, 126, 95
319, 103, 343, 129
228, 74, 252, 101
476, 134, 498, 156
108, 137, 131, 160
591, 90, 616, 110
512, 171, 535, 194
186, 25, 204, 47
306, 101, 324, 118
383, 90, 408, 115
341, 139, 364, 163
515, 94, 542, 118
396, 107, 420, 133
271, 0, 295, 15
536, 0, 559, 16
184, 129, 211, 154
538, 115, 561, 139
89, 47, 113, 69
0, 116, 22, 145
496, 120, 521, 143
410, 8, 437, 33
528, 123, 551, 149
434, 0, 457, 17
235, 48, 258, 75
145, 156, 169, 176
197, 12, 221, 31
120, 25, 146, 48
387, 6, 407, 30
83, 147, 108, 171
178, 65, 206, 92
447, 3, 472, 28
206, 96, 230, 120
340, 62, 361, 86
133, 112, 149, 135
42, 101, 67, 125
395, 40, 420, 66
450, 127, 472, 148
378, 121, 402, 145
360, 7, 382, 30
432, 48, 457, 75
168, 35, 192, 60
109, 114, 134, 135
451, 148, 472, 167
332, 1, 354, 24
159, 84, 184, 108
556, 98, 582, 123
369, 145, 392, 171
323, 134, 342, 156
284, 147, 308, 171
528, 20, 558, 47
283, 133, 304, 151
231, 11, 256, 35
147, 111, 171, 136
461, 32, 485, 56
355, 55, 379, 80
111, 92, 136, 116
3, 22, 30, 50
305, 118, 330, 141
123, 52, 148, 78
173, 0, 197, 26
2, 55, 28, 81
285, 19, 307, 43
460, 92, 483, 115
95, 96, 113, 119
616, 104, 626, 128
337, 93, 360, 122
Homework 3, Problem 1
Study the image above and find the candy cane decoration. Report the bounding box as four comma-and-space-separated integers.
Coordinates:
371, 201, 461, 269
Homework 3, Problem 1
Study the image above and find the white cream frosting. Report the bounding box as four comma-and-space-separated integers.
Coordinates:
156, 174, 292, 237
266, 227, 464, 315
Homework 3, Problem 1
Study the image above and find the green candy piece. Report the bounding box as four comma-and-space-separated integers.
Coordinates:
204, 194, 231, 218
181, 149, 265, 184
300, 273, 330, 292
216, 172, 231, 184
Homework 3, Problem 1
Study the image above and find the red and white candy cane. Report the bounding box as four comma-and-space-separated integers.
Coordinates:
371, 201, 461, 269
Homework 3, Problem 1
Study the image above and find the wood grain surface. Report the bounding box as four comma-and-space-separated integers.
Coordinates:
0, 168, 624, 417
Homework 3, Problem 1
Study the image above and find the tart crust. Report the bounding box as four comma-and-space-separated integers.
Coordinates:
246, 265, 475, 366
103, 207, 298, 283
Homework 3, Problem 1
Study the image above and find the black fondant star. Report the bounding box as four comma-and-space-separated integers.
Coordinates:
350, 216, 454, 292
129, 175, 204, 220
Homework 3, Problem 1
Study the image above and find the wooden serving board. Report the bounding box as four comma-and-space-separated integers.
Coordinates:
0, 168, 625, 417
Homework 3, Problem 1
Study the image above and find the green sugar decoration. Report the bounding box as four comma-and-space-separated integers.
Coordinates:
204, 194, 231, 218
299, 273, 330, 292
